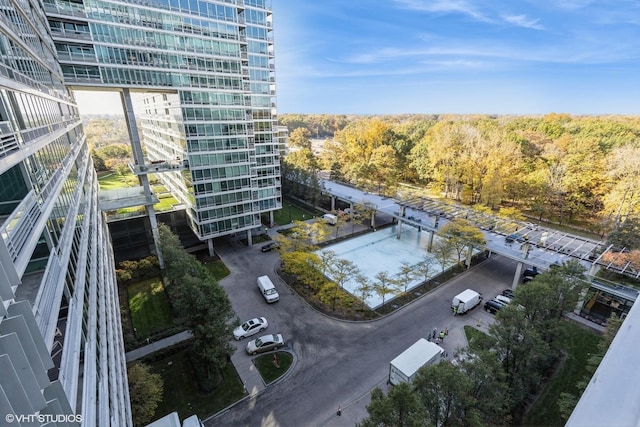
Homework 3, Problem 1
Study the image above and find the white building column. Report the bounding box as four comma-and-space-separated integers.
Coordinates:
121, 89, 165, 269
208, 238, 215, 257
512, 262, 524, 288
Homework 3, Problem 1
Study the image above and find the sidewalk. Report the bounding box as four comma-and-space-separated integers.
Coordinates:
125, 330, 193, 362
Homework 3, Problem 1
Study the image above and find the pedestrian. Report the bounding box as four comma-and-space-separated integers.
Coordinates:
432, 328, 437, 339
445, 327, 448, 336
453, 306, 458, 316
439, 331, 445, 342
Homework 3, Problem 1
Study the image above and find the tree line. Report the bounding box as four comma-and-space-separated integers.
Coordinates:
281, 113, 640, 236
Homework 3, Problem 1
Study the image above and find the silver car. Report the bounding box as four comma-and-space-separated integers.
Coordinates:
246, 334, 284, 355
233, 317, 268, 340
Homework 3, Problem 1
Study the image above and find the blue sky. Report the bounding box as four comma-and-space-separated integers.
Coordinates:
273, 0, 640, 115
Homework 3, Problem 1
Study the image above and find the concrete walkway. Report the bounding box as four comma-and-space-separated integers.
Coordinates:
125, 330, 193, 362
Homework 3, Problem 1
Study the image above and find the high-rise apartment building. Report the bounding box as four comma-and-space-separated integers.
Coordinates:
0, 0, 130, 424
46, 0, 282, 255
2, 0, 280, 425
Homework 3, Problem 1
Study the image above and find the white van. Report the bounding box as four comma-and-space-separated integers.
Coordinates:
257, 275, 279, 303
322, 213, 337, 225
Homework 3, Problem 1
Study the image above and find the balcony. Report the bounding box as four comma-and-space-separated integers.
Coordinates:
0, 121, 19, 158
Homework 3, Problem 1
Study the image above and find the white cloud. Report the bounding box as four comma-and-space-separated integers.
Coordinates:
502, 14, 545, 30
393, 0, 492, 22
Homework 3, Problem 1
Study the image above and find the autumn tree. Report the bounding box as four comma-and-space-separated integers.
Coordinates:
373, 271, 399, 307
280, 251, 325, 291
288, 127, 312, 149
436, 218, 486, 265
415, 254, 435, 283
128, 362, 163, 426
274, 220, 329, 253
354, 274, 373, 309
432, 239, 455, 272
601, 143, 640, 224
318, 282, 344, 311
396, 261, 417, 295
328, 258, 360, 289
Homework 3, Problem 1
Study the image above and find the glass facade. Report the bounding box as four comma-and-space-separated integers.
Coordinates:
47, 0, 281, 241
0, 0, 131, 425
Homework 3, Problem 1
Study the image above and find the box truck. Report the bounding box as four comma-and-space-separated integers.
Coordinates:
452, 289, 482, 314
257, 275, 279, 303
388, 338, 445, 385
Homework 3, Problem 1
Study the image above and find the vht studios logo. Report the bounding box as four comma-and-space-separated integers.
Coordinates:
6, 413, 83, 423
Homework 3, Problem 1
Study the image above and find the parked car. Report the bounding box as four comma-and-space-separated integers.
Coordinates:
495, 295, 512, 305
522, 267, 540, 283
501, 289, 515, 299
233, 317, 268, 340
484, 299, 507, 314
261, 242, 279, 252
505, 234, 526, 244
246, 334, 284, 355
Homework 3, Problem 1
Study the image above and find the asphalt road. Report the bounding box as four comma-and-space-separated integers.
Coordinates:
209, 237, 519, 427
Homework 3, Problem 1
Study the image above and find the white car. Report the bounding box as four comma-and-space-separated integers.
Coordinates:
246, 334, 284, 355
495, 295, 512, 305
233, 317, 268, 340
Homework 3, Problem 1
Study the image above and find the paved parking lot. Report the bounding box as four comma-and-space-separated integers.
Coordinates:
208, 231, 517, 427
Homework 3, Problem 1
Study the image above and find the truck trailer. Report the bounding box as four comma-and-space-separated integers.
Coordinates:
389, 338, 446, 385
452, 288, 482, 314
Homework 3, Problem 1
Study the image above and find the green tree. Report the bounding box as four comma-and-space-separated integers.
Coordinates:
489, 305, 551, 415
558, 313, 622, 421
361, 383, 426, 427
413, 361, 475, 426
91, 149, 108, 171
174, 275, 236, 379
157, 225, 235, 380
127, 362, 163, 426
607, 217, 640, 250
516, 261, 589, 343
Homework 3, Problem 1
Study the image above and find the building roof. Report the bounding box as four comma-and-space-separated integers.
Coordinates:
567, 300, 640, 427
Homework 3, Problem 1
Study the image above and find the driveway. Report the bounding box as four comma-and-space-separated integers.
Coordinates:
209, 237, 518, 427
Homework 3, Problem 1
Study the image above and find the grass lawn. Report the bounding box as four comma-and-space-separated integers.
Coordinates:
268, 201, 321, 225
464, 325, 491, 348
253, 351, 293, 384
204, 259, 231, 281
148, 349, 246, 421
128, 278, 174, 339
98, 171, 138, 190
523, 322, 602, 427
